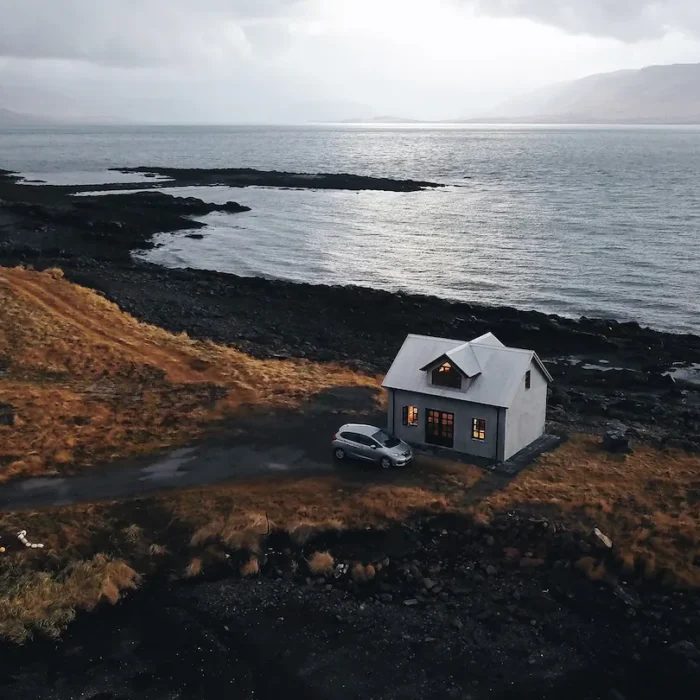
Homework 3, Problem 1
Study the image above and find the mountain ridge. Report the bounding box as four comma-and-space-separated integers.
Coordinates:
481, 62, 700, 124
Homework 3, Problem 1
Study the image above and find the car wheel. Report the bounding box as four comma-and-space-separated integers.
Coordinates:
380, 457, 392, 469
334, 448, 346, 461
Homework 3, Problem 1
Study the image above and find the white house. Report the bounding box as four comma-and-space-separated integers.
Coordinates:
382, 332, 552, 462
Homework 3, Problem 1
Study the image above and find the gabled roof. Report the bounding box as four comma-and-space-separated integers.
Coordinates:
382, 332, 552, 408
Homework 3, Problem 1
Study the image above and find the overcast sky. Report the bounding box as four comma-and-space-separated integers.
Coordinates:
1, 0, 700, 122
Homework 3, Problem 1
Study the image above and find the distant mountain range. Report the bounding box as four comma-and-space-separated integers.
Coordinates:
3, 62, 700, 126
483, 63, 700, 124
349, 63, 700, 126
339, 115, 426, 124
0, 107, 53, 126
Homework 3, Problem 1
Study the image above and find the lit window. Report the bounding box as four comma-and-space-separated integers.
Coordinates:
472, 418, 486, 441
431, 361, 461, 389
525, 370, 531, 390
402, 406, 419, 427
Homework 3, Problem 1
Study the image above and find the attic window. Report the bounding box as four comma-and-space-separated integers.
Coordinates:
431, 361, 461, 389
525, 370, 531, 390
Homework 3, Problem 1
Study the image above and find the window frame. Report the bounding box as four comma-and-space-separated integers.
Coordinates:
431, 361, 462, 389
525, 370, 532, 390
426, 409, 455, 447
402, 405, 419, 427
472, 418, 486, 441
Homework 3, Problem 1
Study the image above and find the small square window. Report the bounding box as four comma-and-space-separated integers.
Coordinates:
525, 370, 531, 390
472, 418, 486, 441
402, 406, 419, 427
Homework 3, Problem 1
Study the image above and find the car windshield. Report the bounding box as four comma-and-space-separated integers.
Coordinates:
373, 430, 401, 448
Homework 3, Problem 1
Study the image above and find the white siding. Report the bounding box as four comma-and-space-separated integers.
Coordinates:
503, 360, 548, 461
392, 389, 499, 460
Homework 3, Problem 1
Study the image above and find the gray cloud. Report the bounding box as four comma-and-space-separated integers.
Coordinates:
467, 0, 700, 42
0, 0, 303, 67
1, 0, 700, 124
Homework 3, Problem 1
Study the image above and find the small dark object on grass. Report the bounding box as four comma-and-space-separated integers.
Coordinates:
602, 430, 632, 454
0, 403, 14, 426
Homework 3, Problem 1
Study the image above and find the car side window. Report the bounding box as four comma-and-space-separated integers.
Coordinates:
355, 434, 375, 447
340, 432, 357, 442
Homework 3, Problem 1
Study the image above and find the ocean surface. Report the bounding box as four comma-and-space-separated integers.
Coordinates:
1, 124, 699, 334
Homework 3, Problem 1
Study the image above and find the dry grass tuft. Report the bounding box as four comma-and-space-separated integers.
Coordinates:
122, 524, 143, 544
240, 557, 259, 578
351, 562, 376, 583
190, 511, 273, 553
0, 554, 139, 644
308, 551, 335, 576
174, 467, 466, 555
185, 557, 203, 579
0, 266, 379, 480
475, 435, 700, 587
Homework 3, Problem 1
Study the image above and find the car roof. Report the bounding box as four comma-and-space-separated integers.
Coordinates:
338, 424, 381, 435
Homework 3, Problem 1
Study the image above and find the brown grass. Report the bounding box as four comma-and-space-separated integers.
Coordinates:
0, 266, 379, 480
308, 551, 335, 576
1, 436, 699, 642
0, 554, 139, 644
185, 557, 203, 579
351, 562, 376, 583
240, 557, 259, 578
475, 435, 700, 587
0, 457, 481, 643
170, 466, 465, 546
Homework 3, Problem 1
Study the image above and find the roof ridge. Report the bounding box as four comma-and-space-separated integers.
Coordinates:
474, 344, 533, 356
406, 333, 466, 344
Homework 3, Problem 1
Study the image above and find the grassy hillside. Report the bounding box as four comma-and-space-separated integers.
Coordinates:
0, 266, 378, 480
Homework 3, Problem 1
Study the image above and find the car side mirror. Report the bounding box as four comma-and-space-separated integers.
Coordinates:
371, 444, 377, 449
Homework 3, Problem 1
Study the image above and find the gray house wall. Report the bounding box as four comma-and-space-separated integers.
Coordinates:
503, 360, 548, 461
391, 389, 500, 460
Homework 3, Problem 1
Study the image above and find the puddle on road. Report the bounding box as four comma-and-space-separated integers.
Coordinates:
265, 462, 290, 471
139, 448, 197, 481
20, 477, 67, 491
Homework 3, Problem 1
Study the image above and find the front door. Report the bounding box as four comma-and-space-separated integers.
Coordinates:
425, 409, 454, 448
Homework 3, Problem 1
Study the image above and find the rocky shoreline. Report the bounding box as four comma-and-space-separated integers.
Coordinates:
1, 169, 700, 698
1, 166, 698, 448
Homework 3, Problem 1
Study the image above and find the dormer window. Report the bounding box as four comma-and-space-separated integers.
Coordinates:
431, 361, 462, 389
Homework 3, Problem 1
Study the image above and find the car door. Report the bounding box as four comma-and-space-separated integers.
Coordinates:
354, 433, 379, 461
341, 432, 364, 459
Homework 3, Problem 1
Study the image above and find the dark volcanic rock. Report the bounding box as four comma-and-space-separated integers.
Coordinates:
0, 181, 250, 263
112, 166, 443, 192
3, 514, 700, 700
602, 430, 632, 453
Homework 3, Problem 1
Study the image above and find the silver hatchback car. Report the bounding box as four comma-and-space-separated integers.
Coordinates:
332, 424, 413, 469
